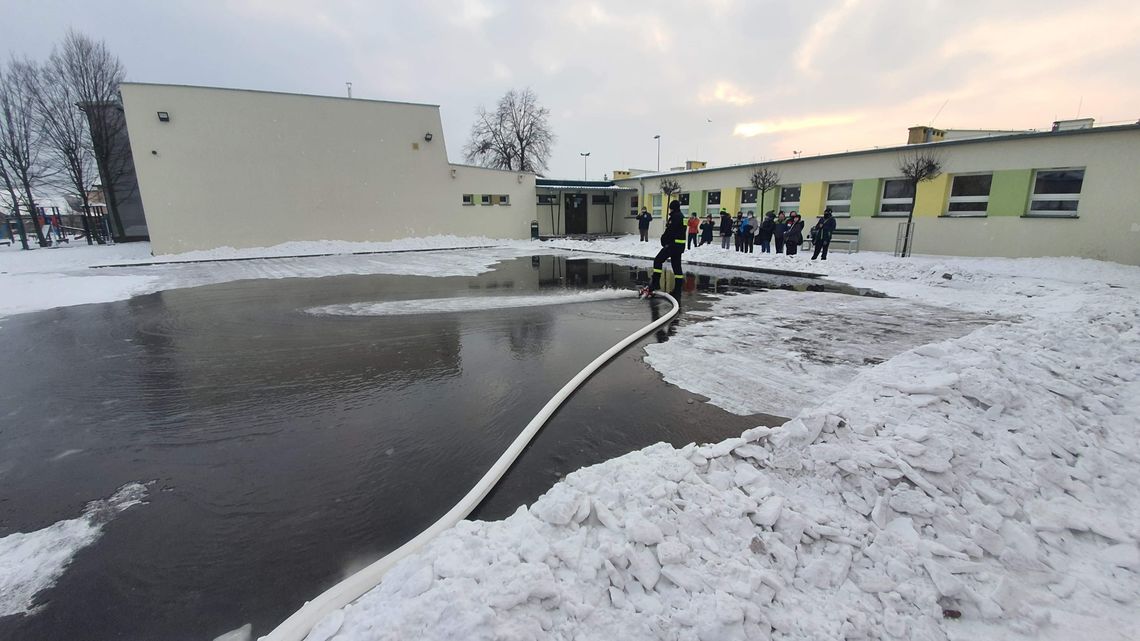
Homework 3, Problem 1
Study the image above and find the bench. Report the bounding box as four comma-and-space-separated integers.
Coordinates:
803, 227, 860, 253
830, 228, 860, 253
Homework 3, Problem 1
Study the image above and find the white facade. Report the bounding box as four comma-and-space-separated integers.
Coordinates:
120, 84, 535, 254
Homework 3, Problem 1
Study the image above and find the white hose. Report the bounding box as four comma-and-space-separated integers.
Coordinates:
260, 291, 680, 641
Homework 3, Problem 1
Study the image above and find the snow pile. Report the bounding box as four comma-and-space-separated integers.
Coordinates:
305, 257, 1140, 640
309, 289, 632, 317
643, 289, 993, 417
0, 482, 149, 617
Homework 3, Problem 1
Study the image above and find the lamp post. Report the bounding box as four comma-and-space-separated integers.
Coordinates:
653, 134, 661, 171
580, 152, 590, 180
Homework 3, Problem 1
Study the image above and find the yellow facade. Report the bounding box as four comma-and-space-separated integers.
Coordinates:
799, 182, 826, 216
915, 174, 952, 217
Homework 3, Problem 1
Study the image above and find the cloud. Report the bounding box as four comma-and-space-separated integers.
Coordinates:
733, 113, 862, 137
795, 0, 864, 74
700, 81, 754, 106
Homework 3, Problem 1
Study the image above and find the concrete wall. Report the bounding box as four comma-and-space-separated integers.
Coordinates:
616, 127, 1140, 265
120, 84, 535, 254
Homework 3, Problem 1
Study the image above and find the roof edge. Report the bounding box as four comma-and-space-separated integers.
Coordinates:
118, 82, 440, 109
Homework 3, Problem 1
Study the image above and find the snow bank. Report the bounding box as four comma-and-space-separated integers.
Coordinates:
0, 237, 546, 319
309, 289, 632, 317
303, 246, 1140, 641
0, 482, 149, 617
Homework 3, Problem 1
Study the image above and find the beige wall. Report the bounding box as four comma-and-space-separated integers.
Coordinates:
120, 84, 536, 254
614, 128, 1140, 265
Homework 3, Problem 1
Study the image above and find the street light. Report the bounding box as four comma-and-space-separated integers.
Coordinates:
653, 135, 661, 171
580, 152, 590, 180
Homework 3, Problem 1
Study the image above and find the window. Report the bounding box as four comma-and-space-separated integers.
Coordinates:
878, 179, 914, 216
778, 185, 800, 214
592, 194, 611, 204
825, 182, 852, 216
1028, 168, 1083, 217
629, 194, 639, 216
462, 194, 474, 206
741, 189, 758, 204
707, 191, 721, 206
537, 193, 556, 205
652, 193, 662, 215
678, 193, 690, 206
946, 173, 992, 216
480, 194, 491, 206
492, 194, 510, 205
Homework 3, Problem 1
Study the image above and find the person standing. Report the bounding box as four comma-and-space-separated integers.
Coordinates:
785, 213, 805, 256
636, 207, 653, 242
757, 211, 775, 253
744, 213, 757, 253
733, 213, 745, 252
686, 212, 700, 249
773, 212, 788, 254
812, 207, 838, 260
699, 214, 714, 246
719, 209, 733, 249
641, 199, 686, 297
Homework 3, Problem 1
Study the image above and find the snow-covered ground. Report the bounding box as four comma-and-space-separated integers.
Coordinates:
3, 235, 1139, 640
0, 237, 535, 320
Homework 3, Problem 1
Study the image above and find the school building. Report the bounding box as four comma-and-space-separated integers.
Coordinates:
111, 83, 1138, 265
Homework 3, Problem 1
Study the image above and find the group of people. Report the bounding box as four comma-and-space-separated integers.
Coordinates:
640, 200, 840, 297
665, 207, 838, 260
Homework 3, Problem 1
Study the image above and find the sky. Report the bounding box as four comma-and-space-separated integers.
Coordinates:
5, 0, 1140, 180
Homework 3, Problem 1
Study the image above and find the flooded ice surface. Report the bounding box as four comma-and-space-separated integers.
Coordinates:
310, 289, 633, 317
0, 256, 781, 641
0, 483, 148, 618
646, 289, 996, 417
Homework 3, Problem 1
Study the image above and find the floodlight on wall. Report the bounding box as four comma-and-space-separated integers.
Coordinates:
157, 111, 170, 122
424, 132, 433, 142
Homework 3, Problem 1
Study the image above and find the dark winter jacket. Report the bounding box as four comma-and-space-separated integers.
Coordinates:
820, 215, 837, 243
786, 220, 805, 245
719, 213, 733, 235
774, 220, 788, 239
661, 210, 687, 251
637, 212, 653, 230
757, 217, 775, 242
700, 220, 715, 241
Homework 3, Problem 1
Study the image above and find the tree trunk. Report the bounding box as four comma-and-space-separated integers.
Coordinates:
23, 189, 47, 247
78, 195, 95, 245
11, 205, 30, 250
98, 162, 127, 240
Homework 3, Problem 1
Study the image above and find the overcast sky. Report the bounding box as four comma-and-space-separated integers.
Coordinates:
7, 0, 1140, 180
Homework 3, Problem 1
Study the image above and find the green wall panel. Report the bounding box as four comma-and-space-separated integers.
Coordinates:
988, 169, 1032, 217
851, 179, 879, 217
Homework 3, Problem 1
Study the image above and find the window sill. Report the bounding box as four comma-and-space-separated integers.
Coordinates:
462, 203, 475, 206
872, 214, 910, 218
938, 214, 987, 218
1021, 214, 1079, 219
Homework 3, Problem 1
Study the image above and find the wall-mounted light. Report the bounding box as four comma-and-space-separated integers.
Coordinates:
424, 132, 433, 142
450, 168, 457, 178
157, 111, 170, 122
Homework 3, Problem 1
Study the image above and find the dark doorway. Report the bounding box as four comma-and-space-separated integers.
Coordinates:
565, 193, 587, 234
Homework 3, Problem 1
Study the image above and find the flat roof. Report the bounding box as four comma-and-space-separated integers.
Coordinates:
119, 82, 440, 109
616, 122, 1140, 181
536, 179, 637, 191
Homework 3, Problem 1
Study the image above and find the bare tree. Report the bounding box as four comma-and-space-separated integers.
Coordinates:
0, 154, 25, 247
0, 58, 52, 249
57, 31, 128, 239
749, 167, 780, 214
659, 178, 681, 208
32, 44, 99, 244
897, 149, 943, 257
463, 88, 555, 173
